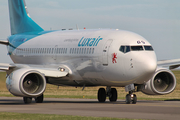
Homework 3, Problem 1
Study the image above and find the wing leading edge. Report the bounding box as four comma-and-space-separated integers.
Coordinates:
158, 59, 180, 69
0, 63, 68, 78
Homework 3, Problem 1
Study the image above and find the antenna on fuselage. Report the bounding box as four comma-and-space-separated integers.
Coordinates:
76, 24, 79, 30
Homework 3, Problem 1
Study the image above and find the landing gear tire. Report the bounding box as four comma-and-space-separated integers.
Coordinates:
109, 88, 117, 102
23, 97, 32, 104
132, 94, 137, 104
125, 94, 131, 104
98, 88, 106, 102
125, 94, 137, 104
35, 94, 44, 103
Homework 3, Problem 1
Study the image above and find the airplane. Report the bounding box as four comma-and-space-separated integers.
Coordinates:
0, 0, 179, 104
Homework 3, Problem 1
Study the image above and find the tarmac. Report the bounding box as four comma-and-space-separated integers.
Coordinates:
0, 97, 180, 120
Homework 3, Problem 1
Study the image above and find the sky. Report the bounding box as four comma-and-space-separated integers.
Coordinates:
0, 0, 180, 63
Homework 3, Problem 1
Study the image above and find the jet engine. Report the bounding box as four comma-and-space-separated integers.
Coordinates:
141, 67, 176, 95
6, 68, 46, 97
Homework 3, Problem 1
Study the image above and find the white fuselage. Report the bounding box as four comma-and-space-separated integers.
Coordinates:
8, 29, 157, 87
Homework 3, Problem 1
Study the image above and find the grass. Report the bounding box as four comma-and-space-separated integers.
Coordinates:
0, 71, 180, 101
0, 112, 141, 120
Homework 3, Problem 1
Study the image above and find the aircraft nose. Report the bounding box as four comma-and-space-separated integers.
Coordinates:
144, 55, 157, 72
135, 52, 157, 83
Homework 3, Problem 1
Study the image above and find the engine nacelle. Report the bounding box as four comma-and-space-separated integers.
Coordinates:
6, 68, 46, 97
141, 67, 176, 95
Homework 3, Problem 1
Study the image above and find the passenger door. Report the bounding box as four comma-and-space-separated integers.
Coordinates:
102, 39, 113, 66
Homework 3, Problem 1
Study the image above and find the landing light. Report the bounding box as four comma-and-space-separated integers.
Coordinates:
131, 94, 134, 98
58, 68, 65, 72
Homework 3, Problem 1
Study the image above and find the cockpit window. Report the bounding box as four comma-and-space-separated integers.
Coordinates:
119, 46, 125, 53
144, 46, 154, 51
126, 46, 130, 53
120, 45, 153, 53
119, 46, 130, 53
131, 46, 143, 51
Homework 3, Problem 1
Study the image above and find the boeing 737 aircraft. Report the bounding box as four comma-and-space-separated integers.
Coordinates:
0, 0, 179, 104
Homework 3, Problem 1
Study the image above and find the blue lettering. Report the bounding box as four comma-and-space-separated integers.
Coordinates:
89, 38, 96, 46
78, 36, 103, 47
85, 38, 92, 46
95, 38, 103, 46
81, 38, 87, 46
93, 36, 100, 46
78, 37, 84, 46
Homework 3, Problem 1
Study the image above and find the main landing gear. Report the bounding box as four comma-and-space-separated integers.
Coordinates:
97, 85, 137, 104
23, 94, 44, 104
98, 87, 117, 102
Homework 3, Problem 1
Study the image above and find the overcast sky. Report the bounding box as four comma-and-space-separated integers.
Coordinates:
0, 0, 180, 63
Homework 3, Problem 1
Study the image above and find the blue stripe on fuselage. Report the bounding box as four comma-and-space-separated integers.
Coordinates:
7, 30, 55, 54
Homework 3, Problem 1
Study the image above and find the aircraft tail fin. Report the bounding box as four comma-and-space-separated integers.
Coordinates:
8, 0, 44, 35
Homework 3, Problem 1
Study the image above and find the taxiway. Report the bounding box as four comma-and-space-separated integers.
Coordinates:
0, 97, 179, 120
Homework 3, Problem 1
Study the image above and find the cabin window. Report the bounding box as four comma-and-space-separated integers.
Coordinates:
89, 48, 91, 54
65, 48, 67, 54
70, 48, 72, 54
49, 48, 51, 54
92, 48, 94, 54
82, 48, 84, 54
87, 48, 89, 54
77, 48, 79, 54
72, 48, 74, 54
74, 48, 76, 54
84, 48, 86, 54
79, 48, 81, 54
58, 48, 60, 54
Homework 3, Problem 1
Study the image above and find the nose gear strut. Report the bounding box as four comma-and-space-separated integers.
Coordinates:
125, 84, 137, 104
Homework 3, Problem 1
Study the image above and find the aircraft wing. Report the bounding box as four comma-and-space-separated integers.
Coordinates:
0, 63, 16, 70
34, 68, 68, 78
0, 40, 9, 45
157, 59, 180, 69
0, 63, 69, 78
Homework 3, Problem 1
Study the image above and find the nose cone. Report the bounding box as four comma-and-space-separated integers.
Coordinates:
135, 52, 157, 84
143, 53, 157, 73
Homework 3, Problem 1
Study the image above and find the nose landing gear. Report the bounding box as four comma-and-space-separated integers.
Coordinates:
126, 91, 137, 104
125, 83, 137, 104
